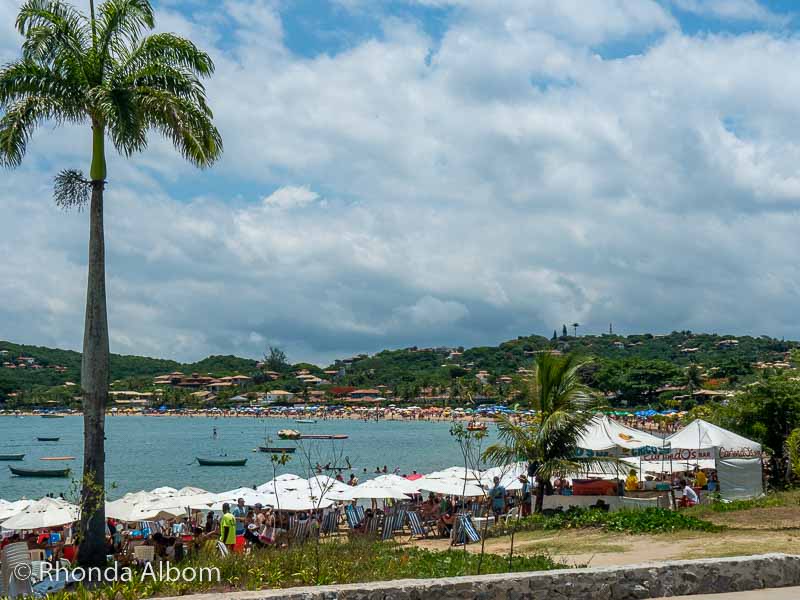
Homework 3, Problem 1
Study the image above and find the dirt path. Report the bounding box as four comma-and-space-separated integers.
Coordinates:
411, 526, 800, 568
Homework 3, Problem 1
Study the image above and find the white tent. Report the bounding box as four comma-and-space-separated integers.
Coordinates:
1, 498, 79, 530
667, 419, 761, 452
622, 456, 716, 475
577, 415, 668, 453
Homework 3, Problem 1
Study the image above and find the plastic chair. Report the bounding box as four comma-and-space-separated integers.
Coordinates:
28, 549, 45, 561
133, 545, 155, 563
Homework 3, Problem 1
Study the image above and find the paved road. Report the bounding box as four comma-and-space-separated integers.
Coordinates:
658, 588, 800, 599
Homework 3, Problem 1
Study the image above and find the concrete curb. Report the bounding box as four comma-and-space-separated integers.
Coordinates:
159, 553, 800, 600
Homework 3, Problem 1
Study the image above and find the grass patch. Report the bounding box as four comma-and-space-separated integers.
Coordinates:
487, 507, 722, 538
46, 539, 569, 600
687, 491, 800, 517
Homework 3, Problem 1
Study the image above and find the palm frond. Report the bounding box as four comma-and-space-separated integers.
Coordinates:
54, 168, 90, 209
116, 33, 215, 78
16, 0, 90, 65
0, 96, 76, 167
0, 60, 85, 114
136, 86, 222, 167
97, 0, 154, 63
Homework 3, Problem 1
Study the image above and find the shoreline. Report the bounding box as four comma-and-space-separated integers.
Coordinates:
1, 410, 506, 424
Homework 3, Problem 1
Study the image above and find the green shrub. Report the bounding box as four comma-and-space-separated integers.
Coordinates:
486, 507, 721, 538
45, 539, 567, 600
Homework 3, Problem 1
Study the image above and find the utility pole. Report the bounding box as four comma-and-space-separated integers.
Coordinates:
609, 323, 613, 335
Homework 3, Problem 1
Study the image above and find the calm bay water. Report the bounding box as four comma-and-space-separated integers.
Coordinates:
0, 416, 496, 501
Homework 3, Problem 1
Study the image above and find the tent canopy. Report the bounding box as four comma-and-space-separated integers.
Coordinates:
667, 419, 761, 452
577, 415, 668, 452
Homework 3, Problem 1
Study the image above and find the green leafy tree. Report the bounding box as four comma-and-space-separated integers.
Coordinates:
264, 346, 289, 373
483, 352, 610, 512
0, 0, 221, 566
715, 375, 800, 488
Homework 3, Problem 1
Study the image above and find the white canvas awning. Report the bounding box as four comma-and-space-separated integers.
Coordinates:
577, 415, 668, 453
667, 419, 761, 452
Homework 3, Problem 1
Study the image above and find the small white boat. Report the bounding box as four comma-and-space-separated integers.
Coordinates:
295, 419, 317, 424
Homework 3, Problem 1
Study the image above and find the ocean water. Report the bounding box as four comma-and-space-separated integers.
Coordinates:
0, 416, 498, 501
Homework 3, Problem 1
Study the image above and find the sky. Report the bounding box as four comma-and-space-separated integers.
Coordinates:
2, 0, 800, 365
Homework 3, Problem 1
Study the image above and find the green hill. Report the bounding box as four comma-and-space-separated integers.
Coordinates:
0, 331, 795, 405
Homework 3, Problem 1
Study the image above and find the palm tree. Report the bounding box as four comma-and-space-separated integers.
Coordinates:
0, 0, 221, 566
483, 352, 610, 512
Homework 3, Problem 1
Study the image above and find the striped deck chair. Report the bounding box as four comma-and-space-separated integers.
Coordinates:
355, 505, 365, 523
453, 514, 480, 544
380, 514, 396, 541
366, 514, 380, 536
407, 511, 429, 539
392, 508, 407, 532
290, 519, 311, 545
321, 509, 338, 535
344, 506, 360, 530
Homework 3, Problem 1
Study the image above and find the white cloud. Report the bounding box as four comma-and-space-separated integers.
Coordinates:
262, 185, 320, 210
670, 0, 787, 25
2, 1, 800, 364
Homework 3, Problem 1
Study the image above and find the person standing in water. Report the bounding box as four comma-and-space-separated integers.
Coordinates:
212, 427, 218, 440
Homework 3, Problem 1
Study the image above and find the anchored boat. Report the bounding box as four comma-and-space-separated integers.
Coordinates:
295, 419, 317, 424
41, 414, 65, 419
466, 421, 488, 432
258, 446, 296, 453
37, 436, 60, 442
196, 457, 248, 466
0, 453, 25, 461
9, 466, 71, 478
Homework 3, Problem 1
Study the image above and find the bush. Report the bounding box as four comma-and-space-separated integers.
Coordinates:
486, 507, 721, 538
45, 539, 568, 600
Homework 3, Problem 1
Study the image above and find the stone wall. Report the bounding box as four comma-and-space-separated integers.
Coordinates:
162, 553, 800, 600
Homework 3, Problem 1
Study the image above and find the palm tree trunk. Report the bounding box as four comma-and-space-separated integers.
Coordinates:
78, 177, 109, 568
534, 483, 545, 513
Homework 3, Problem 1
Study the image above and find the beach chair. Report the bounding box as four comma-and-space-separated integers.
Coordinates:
503, 506, 521, 523
290, 519, 311, 545
407, 511, 429, 539
2, 542, 34, 599
344, 506, 360, 530
354, 505, 365, 523
452, 514, 480, 545
380, 514, 395, 541
321, 509, 338, 535
28, 549, 45, 561
392, 508, 407, 532
133, 545, 155, 563
216, 541, 230, 557
366, 514, 380, 536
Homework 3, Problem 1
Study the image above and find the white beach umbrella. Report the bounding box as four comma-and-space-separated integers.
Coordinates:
425, 466, 483, 482
105, 499, 184, 522
416, 476, 484, 497
363, 474, 420, 494
341, 484, 409, 501
257, 477, 308, 494
1, 498, 79, 530
175, 486, 208, 496
305, 475, 351, 495
272, 493, 335, 511
118, 491, 160, 504
211, 489, 277, 510
150, 486, 179, 496
0, 500, 32, 523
